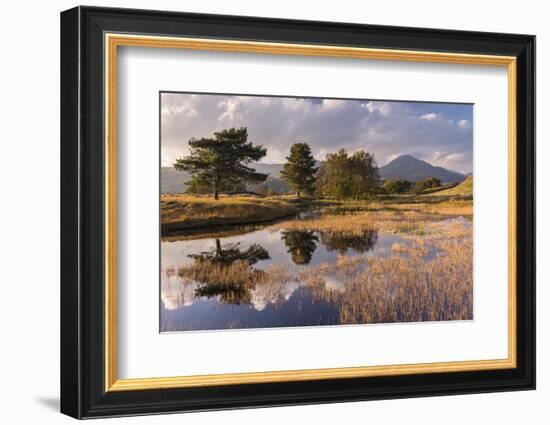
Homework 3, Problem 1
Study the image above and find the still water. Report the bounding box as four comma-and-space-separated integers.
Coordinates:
160, 220, 429, 332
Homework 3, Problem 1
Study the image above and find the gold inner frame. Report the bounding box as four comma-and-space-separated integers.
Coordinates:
104, 33, 517, 392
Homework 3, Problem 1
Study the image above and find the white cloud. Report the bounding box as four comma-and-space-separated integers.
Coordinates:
322, 99, 346, 110
161, 93, 473, 172
419, 112, 439, 121
363, 101, 392, 116
217, 98, 242, 122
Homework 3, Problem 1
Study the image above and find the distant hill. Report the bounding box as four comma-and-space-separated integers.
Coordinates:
432, 176, 473, 196
161, 167, 190, 193
379, 155, 466, 183
250, 163, 284, 178
161, 164, 288, 194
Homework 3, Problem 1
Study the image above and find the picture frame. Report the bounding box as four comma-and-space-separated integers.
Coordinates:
60, 5, 535, 419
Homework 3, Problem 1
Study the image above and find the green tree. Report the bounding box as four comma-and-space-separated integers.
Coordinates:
173, 127, 268, 199
414, 177, 441, 193
383, 178, 412, 194
316, 149, 380, 199
280, 143, 318, 198
348, 151, 380, 198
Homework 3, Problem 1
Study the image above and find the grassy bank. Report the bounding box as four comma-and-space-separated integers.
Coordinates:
161, 194, 302, 232
161, 192, 472, 233
430, 176, 473, 196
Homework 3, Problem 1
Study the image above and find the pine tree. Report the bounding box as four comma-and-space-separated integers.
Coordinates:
173, 128, 267, 199
280, 143, 318, 198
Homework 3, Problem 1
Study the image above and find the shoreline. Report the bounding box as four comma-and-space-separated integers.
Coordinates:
161, 193, 472, 240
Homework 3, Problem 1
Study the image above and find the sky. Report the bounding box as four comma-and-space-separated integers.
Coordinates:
160, 92, 473, 174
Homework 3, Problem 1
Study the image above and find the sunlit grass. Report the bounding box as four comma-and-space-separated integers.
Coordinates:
173, 217, 473, 324
161, 193, 300, 231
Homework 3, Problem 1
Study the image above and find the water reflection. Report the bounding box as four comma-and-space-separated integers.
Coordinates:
281, 230, 319, 265
160, 221, 459, 331
320, 229, 378, 254
181, 239, 270, 305
189, 238, 269, 266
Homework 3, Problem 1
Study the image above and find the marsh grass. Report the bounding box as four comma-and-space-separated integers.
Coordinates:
270, 209, 438, 235
306, 237, 473, 323
174, 217, 473, 324
161, 192, 472, 234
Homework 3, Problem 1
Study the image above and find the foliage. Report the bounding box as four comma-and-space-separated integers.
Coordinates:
414, 177, 441, 193
280, 143, 318, 197
173, 127, 268, 199
315, 149, 380, 199
382, 178, 412, 194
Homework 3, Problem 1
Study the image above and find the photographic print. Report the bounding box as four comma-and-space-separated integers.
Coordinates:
160, 92, 474, 332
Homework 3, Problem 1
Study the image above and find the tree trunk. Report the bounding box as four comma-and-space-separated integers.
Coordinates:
213, 174, 220, 200
297, 190, 301, 198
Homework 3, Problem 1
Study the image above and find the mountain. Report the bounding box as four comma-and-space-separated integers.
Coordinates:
250, 163, 284, 178
161, 167, 191, 193
379, 155, 466, 183
161, 164, 287, 194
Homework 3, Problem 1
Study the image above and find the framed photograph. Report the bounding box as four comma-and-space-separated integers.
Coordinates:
60, 6, 535, 419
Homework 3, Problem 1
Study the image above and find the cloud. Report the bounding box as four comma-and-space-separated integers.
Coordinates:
419, 112, 439, 121
161, 93, 473, 173
363, 101, 392, 116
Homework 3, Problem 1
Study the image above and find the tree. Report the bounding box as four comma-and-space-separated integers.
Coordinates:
348, 150, 380, 198
173, 127, 268, 199
316, 149, 351, 199
414, 177, 441, 193
280, 143, 318, 198
383, 178, 412, 194
315, 149, 380, 199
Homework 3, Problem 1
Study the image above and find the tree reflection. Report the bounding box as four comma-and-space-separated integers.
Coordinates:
181, 238, 270, 305
320, 229, 378, 254
189, 238, 269, 266
281, 230, 319, 265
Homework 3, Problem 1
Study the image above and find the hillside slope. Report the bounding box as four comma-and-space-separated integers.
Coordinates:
161, 165, 289, 194
380, 155, 466, 183
432, 176, 473, 196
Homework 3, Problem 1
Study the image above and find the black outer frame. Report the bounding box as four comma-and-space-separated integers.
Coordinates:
60, 5, 535, 419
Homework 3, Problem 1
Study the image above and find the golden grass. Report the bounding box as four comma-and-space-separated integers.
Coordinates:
269, 197, 471, 236
306, 236, 473, 323
431, 176, 473, 197
173, 217, 473, 323
161, 193, 300, 231
271, 210, 429, 235
161, 191, 472, 235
